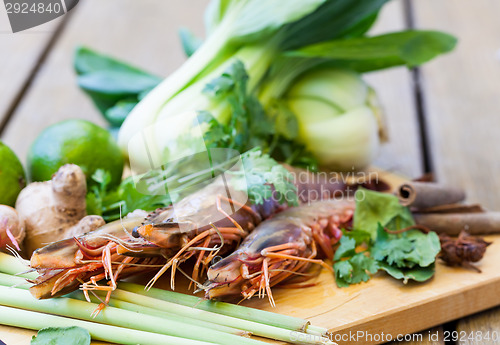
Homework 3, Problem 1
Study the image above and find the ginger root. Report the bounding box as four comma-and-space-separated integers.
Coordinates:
0, 205, 25, 252
16, 164, 104, 255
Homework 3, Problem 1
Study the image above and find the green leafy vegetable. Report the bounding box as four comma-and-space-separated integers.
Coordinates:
334, 191, 441, 288
74, 46, 161, 127
31, 326, 90, 345
237, 150, 298, 206
371, 224, 441, 268
115, 0, 456, 173
378, 262, 436, 284
333, 233, 378, 288
86, 170, 171, 221
288, 30, 458, 72
333, 230, 378, 287
353, 187, 415, 239
75, 0, 456, 171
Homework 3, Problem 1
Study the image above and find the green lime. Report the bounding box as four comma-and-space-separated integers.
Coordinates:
0, 141, 26, 206
28, 119, 124, 187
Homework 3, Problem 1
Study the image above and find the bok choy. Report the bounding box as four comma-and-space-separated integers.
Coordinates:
75, 0, 457, 171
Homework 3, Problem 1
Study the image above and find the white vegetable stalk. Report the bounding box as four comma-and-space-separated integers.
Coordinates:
126, 41, 279, 172
118, 0, 326, 171
284, 68, 387, 170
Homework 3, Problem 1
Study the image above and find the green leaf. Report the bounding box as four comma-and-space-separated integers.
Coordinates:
288, 30, 457, 72
74, 47, 156, 76
353, 188, 415, 240
372, 224, 441, 269
77, 70, 160, 96
229, 0, 326, 43
31, 326, 90, 345
378, 262, 436, 284
344, 228, 372, 247
280, 0, 389, 50
333, 235, 356, 261
105, 100, 138, 127
179, 27, 203, 57
74, 47, 161, 126
371, 225, 415, 268
234, 150, 298, 207
402, 229, 441, 267
334, 252, 378, 288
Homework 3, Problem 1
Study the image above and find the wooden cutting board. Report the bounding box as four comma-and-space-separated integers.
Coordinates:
1, 170, 499, 345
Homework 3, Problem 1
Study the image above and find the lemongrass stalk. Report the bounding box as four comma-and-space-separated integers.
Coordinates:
0, 271, 28, 287
0, 305, 215, 345
0, 286, 266, 345
119, 281, 327, 336
0, 273, 245, 336
69, 291, 249, 337
108, 287, 331, 345
0, 252, 35, 279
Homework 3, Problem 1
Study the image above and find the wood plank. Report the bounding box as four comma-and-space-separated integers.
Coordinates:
411, 0, 500, 210
367, 0, 423, 178
0, 8, 62, 130
0, 169, 497, 345
457, 309, 500, 345
0, 0, 207, 163
390, 327, 444, 345
411, 0, 500, 342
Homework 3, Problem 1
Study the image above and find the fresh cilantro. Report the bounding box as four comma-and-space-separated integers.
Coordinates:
334, 253, 379, 288
334, 191, 441, 288
199, 60, 317, 170
86, 170, 171, 222
371, 224, 440, 269
229, 149, 298, 207
333, 231, 378, 288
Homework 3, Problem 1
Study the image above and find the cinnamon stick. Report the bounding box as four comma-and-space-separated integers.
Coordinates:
397, 182, 466, 209
414, 212, 500, 236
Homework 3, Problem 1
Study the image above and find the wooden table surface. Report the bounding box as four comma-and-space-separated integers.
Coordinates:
1, 1, 499, 344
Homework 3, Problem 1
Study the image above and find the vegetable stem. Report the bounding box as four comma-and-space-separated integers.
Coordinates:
0, 305, 214, 345
70, 291, 249, 337
119, 281, 327, 336
0, 285, 266, 345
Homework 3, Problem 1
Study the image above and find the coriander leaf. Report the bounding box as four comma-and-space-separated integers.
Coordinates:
334, 261, 353, 288
372, 224, 441, 268
31, 326, 90, 345
333, 235, 356, 261
378, 262, 436, 284
371, 224, 414, 268
343, 228, 372, 247
85, 170, 171, 222
353, 188, 415, 239
233, 150, 298, 207
403, 230, 441, 267
334, 252, 378, 288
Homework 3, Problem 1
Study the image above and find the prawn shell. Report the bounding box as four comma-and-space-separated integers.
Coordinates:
30, 217, 143, 269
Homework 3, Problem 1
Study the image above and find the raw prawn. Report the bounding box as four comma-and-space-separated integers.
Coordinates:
205, 198, 355, 306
